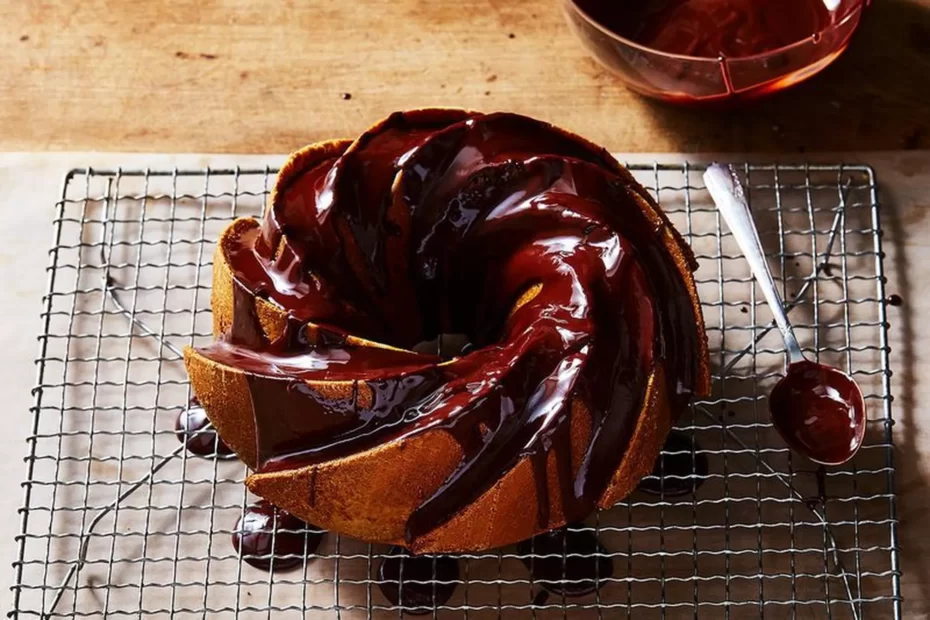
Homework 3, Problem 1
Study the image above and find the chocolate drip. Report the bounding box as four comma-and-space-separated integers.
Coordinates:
232, 500, 324, 571
405, 347, 589, 541
518, 526, 613, 596
377, 546, 460, 613
176, 398, 233, 457
638, 431, 709, 496
230, 278, 266, 349
195, 110, 704, 541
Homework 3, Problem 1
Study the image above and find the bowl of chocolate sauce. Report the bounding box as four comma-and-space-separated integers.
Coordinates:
563, 0, 867, 103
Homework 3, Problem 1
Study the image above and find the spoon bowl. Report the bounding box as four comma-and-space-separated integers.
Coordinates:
769, 360, 866, 465
704, 164, 867, 465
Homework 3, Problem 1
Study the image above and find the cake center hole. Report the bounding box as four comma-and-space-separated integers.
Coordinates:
412, 333, 473, 360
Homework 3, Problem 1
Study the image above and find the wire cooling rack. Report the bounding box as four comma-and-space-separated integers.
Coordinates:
10, 162, 900, 619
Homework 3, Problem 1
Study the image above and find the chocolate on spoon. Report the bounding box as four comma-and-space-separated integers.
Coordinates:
704, 164, 866, 465
768, 360, 866, 465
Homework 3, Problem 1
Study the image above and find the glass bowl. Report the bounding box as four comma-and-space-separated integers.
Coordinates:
562, 0, 867, 104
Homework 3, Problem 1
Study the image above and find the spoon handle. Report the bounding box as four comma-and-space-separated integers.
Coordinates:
704, 164, 805, 365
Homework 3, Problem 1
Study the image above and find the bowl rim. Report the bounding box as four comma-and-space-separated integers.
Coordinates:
564, 0, 866, 64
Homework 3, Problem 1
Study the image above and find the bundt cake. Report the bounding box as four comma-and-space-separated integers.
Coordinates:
183, 109, 710, 554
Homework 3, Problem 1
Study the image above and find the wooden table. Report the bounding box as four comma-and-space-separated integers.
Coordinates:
2, 0, 929, 154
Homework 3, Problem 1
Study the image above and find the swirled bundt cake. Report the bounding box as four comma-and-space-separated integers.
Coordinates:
183, 109, 710, 553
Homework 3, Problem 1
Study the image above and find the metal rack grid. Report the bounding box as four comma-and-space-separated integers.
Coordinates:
9, 162, 901, 619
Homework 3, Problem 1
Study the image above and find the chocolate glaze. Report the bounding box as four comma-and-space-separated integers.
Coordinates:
804, 465, 830, 511
769, 360, 866, 465
573, 0, 834, 59
638, 431, 708, 496
232, 500, 324, 571
175, 399, 233, 457
377, 546, 459, 613
195, 110, 703, 541
517, 526, 613, 596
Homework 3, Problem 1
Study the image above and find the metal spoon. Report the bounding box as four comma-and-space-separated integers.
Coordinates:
703, 164, 865, 465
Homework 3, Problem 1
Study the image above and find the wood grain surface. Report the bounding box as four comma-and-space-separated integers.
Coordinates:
2, 0, 929, 154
